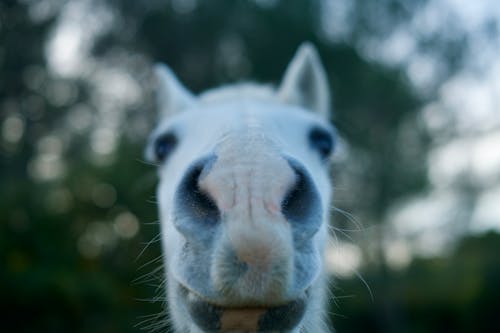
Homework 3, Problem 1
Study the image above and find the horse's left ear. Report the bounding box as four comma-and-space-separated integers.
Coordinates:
154, 63, 195, 118
278, 43, 331, 119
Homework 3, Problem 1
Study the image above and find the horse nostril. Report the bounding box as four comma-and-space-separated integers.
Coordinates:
282, 158, 322, 241
282, 168, 310, 222
174, 156, 220, 236
186, 166, 219, 220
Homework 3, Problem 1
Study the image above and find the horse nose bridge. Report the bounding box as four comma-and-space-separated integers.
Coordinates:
197, 144, 297, 260
198, 145, 297, 216
173, 140, 323, 249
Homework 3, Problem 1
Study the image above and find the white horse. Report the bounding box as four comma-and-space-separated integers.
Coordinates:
145, 43, 335, 332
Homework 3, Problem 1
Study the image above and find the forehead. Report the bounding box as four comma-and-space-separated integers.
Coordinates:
153, 99, 331, 138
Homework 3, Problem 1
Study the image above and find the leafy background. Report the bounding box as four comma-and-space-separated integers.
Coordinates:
1, 0, 500, 332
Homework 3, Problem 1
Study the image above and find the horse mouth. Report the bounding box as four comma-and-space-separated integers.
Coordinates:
177, 283, 309, 332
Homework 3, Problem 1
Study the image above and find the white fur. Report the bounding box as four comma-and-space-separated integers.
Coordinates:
147, 43, 334, 332
279, 42, 331, 119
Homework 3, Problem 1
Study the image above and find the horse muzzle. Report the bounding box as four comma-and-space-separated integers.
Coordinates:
177, 282, 309, 332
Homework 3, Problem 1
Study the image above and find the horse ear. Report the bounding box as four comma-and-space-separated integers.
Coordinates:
154, 63, 195, 117
278, 43, 331, 118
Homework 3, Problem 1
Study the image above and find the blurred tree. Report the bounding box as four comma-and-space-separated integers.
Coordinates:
1, 0, 497, 332
333, 232, 500, 333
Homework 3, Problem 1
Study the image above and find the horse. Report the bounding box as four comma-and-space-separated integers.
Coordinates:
145, 43, 336, 332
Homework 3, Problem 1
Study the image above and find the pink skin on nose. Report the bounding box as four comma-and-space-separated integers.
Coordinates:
198, 132, 297, 300
199, 155, 296, 259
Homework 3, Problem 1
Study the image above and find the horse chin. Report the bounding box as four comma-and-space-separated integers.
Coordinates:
176, 282, 309, 332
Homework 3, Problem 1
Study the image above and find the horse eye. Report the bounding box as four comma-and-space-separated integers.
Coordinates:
309, 127, 334, 160
154, 133, 178, 162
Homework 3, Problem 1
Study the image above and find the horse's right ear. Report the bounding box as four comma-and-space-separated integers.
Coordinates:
154, 63, 195, 117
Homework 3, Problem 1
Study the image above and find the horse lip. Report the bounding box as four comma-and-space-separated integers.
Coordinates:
177, 282, 309, 332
